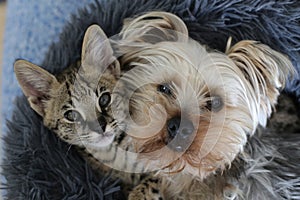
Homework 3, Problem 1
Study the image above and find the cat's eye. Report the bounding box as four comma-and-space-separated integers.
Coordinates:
64, 110, 83, 123
206, 95, 223, 112
99, 92, 111, 108
157, 83, 172, 95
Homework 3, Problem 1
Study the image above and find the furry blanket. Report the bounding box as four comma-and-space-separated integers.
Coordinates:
2, 0, 300, 199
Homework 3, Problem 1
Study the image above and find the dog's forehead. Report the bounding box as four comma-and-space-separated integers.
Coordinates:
122, 39, 243, 99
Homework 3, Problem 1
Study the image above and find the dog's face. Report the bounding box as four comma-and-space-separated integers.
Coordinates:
119, 38, 294, 179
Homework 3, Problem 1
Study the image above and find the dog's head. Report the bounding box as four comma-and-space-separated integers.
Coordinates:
115, 12, 295, 179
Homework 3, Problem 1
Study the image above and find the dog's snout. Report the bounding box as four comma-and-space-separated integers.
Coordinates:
167, 117, 194, 140
167, 117, 181, 139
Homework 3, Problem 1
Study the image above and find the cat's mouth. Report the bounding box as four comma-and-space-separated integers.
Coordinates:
81, 128, 115, 149
94, 131, 114, 144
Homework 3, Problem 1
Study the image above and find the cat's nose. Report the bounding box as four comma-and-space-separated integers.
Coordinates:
87, 116, 107, 133
97, 116, 107, 132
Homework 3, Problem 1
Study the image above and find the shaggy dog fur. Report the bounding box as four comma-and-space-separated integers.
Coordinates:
2, 0, 300, 199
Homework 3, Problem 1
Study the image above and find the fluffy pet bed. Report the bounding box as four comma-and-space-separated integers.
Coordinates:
1, 0, 300, 199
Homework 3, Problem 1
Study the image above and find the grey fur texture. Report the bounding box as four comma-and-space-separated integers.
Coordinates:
224, 94, 300, 199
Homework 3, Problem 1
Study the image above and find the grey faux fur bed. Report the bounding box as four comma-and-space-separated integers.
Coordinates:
1, 0, 300, 199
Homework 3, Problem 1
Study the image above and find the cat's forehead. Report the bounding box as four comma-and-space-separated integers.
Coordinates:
65, 75, 112, 93
60, 76, 115, 100
98, 73, 118, 91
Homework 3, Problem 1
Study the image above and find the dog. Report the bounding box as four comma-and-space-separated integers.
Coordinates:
110, 12, 299, 199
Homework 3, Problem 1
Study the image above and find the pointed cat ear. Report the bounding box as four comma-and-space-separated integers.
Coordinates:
81, 25, 120, 78
14, 60, 58, 117
226, 40, 295, 126
120, 11, 188, 44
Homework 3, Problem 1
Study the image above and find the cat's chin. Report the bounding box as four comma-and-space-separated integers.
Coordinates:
81, 131, 115, 149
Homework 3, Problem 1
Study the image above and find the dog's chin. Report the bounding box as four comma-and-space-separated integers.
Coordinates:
136, 133, 237, 179
138, 150, 215, 179
154, 151, 226, 180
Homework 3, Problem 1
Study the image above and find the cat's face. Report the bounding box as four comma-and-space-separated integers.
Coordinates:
44, 69, 125, 148
14, 25, 126, 149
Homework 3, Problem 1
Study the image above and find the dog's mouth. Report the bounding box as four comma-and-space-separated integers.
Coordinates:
166, 134, 194, 152
166, 137, 192, 152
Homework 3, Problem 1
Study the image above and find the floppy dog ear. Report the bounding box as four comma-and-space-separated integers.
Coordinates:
226, 39, 295, 126
119, 11, 188, 45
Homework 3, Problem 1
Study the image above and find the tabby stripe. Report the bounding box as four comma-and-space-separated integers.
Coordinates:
77, 72, 95, 89
116, 131, 126, 144
65, 81, 72, 97
132, 158, 145, 173
123, 150, 129, 169
87, 87, 92, 96
71, 75, 90, 97
70, 93, 80, 102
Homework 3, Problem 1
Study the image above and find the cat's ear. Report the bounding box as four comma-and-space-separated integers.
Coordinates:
14, 60, 58, 117
81, 25, 120, 78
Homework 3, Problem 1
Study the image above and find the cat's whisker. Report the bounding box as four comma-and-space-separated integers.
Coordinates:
78, 135, 90, 140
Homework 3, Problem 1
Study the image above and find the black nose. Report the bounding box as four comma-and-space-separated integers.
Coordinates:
97, 116, 107, 132
167, 117, 194, 140
87, 116, 107, 133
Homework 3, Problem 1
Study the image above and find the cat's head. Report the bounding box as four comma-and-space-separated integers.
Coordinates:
14, 25, 126, 149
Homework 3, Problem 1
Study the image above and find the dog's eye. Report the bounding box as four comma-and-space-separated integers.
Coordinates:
157, 84, 172, 95
99, 92, 111, 108
206, 95, 223, 112
64, 110, 83, 123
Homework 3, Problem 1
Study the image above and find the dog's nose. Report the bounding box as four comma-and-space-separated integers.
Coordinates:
167, 117, 194, 152
167, 117, 194, 140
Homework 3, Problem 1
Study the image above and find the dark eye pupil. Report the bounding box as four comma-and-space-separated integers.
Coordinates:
64, 110, 82, 122
158, 84, 172, 95
206, 95, 223, 112
100, 87, 106, 92
99, 93, 111, 108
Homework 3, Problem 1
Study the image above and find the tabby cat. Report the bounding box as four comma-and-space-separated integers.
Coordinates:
14, 25, 125, 150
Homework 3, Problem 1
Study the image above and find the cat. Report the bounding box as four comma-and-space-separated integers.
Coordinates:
14, 25, 126, 150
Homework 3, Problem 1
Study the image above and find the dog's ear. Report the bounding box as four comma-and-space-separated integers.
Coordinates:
14, 60, 59, 117
81, 25, 120, 79
120, 11, 188, 44
226, 40, 295, 126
